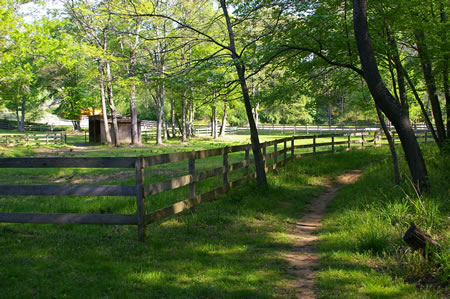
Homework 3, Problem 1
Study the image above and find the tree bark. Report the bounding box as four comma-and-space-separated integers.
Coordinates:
375, 105, 400, 185
220, 0, 267, 185
353, 0, 428, 192
415, 30, 446, 147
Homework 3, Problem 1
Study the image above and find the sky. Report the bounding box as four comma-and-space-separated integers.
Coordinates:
19, 0, 65, 23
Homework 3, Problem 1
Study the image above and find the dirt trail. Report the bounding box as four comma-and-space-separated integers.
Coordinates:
284, 169, 362, 298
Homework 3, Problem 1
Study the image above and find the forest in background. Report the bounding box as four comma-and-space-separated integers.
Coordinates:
0, 0, 447, 135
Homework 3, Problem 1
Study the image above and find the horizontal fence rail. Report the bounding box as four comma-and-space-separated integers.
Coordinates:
0, 130, 431, 241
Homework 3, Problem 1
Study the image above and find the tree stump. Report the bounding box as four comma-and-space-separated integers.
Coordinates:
403, 223, 440, 258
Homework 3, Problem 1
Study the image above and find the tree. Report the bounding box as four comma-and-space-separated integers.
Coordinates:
352, 0, 428, 192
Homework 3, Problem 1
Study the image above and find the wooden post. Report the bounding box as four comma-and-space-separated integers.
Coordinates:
362, 133, 365, 147
424, 131, 427, 143
245, 144, 250, 176
46, 134, 48, 144
403, 224, 441, 258
283, 139, 287, 161
313, 135, 316, 153
135, 156, 146, 242
291, 136, 295, 158
54, 133, 57, 144
294, 124, 296, 135
332, 135, 335, 152
373, 132, 377, 146
223, 146, 230, 190
274, 143, 278, 164
85, 131, 87, 143
347, 135, 351, 149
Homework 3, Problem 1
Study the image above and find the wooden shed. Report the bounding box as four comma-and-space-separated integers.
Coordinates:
88, 115, 141, 144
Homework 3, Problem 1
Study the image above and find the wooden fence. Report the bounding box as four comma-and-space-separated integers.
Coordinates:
0, 131, 429, 241
0, 133, 65, 146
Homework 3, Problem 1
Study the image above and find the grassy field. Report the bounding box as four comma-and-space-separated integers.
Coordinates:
0, 133, 447, 298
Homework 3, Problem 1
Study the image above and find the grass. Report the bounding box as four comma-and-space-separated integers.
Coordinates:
0, 133, 446, 298
317, 144, 449, 298
0, 133, 388, 298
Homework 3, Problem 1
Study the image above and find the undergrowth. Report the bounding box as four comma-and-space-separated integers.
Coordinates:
318, 144, 449, 298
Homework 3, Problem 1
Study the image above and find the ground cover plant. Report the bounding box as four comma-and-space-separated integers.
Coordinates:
0, 134, 390, 298
317, 144, 449, 298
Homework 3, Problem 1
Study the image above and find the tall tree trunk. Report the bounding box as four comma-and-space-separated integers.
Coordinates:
98, 65, 112, 144
212, 105, 217, 139
181, 92, 187, 142
440, 4, 449, 138
399, 64, 439, 144
353, 0, 428, 192
189, 99, 194, 137
220, 103, 227, 137
415, 30, 446, 147
171, 99, 175, 138
375, 105, 400, 185
105, 61, 120, 146
220, 0, 267, 185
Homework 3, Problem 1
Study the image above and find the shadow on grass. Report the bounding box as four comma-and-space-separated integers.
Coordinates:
0, 147, 390, 298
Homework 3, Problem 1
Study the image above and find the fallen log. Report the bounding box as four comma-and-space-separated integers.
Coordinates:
403, 223, 441, 258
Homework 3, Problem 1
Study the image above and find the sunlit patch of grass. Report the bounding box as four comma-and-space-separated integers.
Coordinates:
318, 144, 449, 298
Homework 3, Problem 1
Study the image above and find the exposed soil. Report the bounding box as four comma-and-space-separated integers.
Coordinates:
284, 169, 362, 298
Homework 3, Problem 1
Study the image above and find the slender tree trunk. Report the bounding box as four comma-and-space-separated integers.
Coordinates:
415, 30, 446, 147
98, 67, 112, 144
189, 99, 194, 137
156, 88, 164, 145
376, 105, 400, 185
220, 103, 227, 137
399, 64, 439, 144
212, 105, 217, 139
181, 92, 187, 142
171, 99, 175, 138
19, 97, 25, 132
440, 4, 449, 138
254, 102, 259, 126
105, 61, 119, 146
220, 0, 267, 185
387, 25, 409, 117
353, 0, 428, 192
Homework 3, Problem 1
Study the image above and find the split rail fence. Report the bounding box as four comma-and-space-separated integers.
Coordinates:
0, 131, 429, 241
0, 133, 65, 146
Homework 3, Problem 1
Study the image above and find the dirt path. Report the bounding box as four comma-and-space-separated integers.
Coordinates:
284, 169, 362, 298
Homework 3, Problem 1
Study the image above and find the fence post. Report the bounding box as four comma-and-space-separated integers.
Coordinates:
283, 139, 287, 161
85, 131, 87, 143
291, 136, 295, 158
274, 143, 278, 164
135, 156, 146, 242
347, 134, 351, 149
245, 144, 250, 176
46, 134, 48, 144
294, 124, 296, 135
362, 133, 365, 147
313, 135, 316, 153
223, 146, 230, 190
424, 131, 428, 143
332, 135, 335, 152
306, 124, 309, 135
374, 132, 377, 146
54, 133, 57, 144
189, 150, 196, 199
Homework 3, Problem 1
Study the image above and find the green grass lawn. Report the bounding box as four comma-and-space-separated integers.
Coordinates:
0, 134, 446, 298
